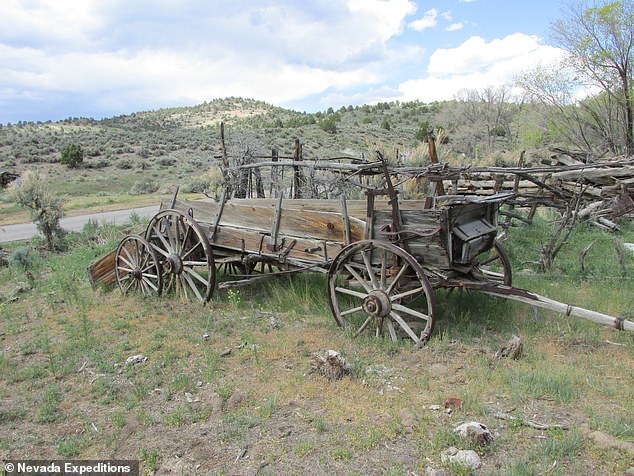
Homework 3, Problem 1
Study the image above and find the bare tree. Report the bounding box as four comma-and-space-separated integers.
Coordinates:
552, 0, 634, 154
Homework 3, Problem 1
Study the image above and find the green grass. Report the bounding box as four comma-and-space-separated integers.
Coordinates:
0, 209, 632, 473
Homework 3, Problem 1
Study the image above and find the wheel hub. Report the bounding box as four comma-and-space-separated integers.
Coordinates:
165, 254, 183, 274
131, 267, 142, 280
363, 290, 391, 317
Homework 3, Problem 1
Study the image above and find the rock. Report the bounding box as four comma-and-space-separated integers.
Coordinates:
268, 315, 282, 329
428, 405, 442, 411
219, 347, 232, 357
441, 447, 482, 470
202, 333, 210, 341
496, 335, 523, 359
444, 397, 463, 410
125, 354, 148, 365
196, 388, 223, 414
225, 391, 247, 410
310, 350, 350, 380
454, 421, 494, 445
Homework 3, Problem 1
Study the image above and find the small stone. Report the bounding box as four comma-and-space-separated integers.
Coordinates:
125, 354, 148, 365
220, 347, 232, 357
454, 421, 494, 445
202, 333, 210, 341
185, 392, 194, 403
496, 335, 523, 359
428, 404, 441, 411
225, 391, 247, 410
444, 408, 452, 414
441, 447, 482, 470
310, 350, 350, 381
444, 397, 463, 410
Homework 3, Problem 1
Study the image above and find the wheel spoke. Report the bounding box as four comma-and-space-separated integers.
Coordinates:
335, 286, 367, 300
390, 311, 419, 343
150, 242, 170, 258
380, 248, 388, 288
117, 265, 135, 273
391, 286, 425, 302
166, 218, 177, 251
184, 266, 210, 286
180, 224, 192, 254
181, 240, 202, 261
122, 245, 136, 266
386, 320, 398, 342
175, 217, 183, 253
340, 305, 364, 317
182, 260, 208, 266
480, 254, 500, 266
119, 251, 136, 270
392, 303, 430, 322
142, 278, 159, 292
124, 278, 136, 294
354, 315, 374, 337
361, 250, 379, 289
182, 272, 205, 302
152, 224, 173, 254
343, 264, 372, 292
385, 262, 409, 294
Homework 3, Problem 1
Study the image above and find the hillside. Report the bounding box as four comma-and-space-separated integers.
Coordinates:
0, 97, 448, 224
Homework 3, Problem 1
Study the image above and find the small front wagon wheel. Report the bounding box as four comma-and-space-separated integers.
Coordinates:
146, 210, 215, 303
328, 240, 436, 347
115, 235, 162, 297
474, 240, 512, 286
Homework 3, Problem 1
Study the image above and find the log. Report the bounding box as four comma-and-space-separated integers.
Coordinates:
458, 282, 634, 332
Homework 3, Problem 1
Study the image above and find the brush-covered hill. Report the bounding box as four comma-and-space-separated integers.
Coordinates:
0, 97, 442, 215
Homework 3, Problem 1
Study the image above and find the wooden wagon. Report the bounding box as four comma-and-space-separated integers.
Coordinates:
88, 159, 633, 346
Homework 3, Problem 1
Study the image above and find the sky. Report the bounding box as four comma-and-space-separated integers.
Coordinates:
0, 0, 568, 124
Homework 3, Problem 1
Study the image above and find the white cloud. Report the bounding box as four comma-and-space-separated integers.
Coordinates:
397, 33, 566, 102
408, 8, 438, 32
0, 0, 421, 120
446, 22, 464, 31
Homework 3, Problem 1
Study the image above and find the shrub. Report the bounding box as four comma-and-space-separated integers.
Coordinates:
158, 157, 176, 167
130, 179, 159, 195
116, 159, 133, 170
9, 170, 64, 250
60, 144, 83, 168
9, 246, 36, 270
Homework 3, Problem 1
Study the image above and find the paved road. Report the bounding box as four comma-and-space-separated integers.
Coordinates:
0, 205, 160, 243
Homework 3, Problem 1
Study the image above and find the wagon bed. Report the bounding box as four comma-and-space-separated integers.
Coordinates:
88, 159, 633, 346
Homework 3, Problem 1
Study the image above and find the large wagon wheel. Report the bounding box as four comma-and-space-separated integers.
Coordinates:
328, 240, 436, 347
115, 235, 162, 297
474, 240, 512, 286
146, 210, 215, 303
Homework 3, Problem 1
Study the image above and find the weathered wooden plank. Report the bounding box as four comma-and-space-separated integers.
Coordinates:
210, 225, 342, 265
168, 198, 366, 243
87, 249, 117, 288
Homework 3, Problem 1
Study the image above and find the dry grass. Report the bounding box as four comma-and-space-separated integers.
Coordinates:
0, 220, 633, 475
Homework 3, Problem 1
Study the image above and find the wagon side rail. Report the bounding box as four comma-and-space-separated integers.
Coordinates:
447, 280, 634, 332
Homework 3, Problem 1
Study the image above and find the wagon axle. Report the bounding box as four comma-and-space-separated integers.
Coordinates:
363, 290, 392, 317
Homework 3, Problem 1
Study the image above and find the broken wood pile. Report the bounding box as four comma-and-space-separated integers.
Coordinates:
446, 153, 634, 229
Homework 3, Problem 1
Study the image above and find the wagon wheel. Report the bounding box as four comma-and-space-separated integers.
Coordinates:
328, 240, 436, 347
145, 210, 215, 303
474, 240, 512, 286
115, 235, 162, 297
